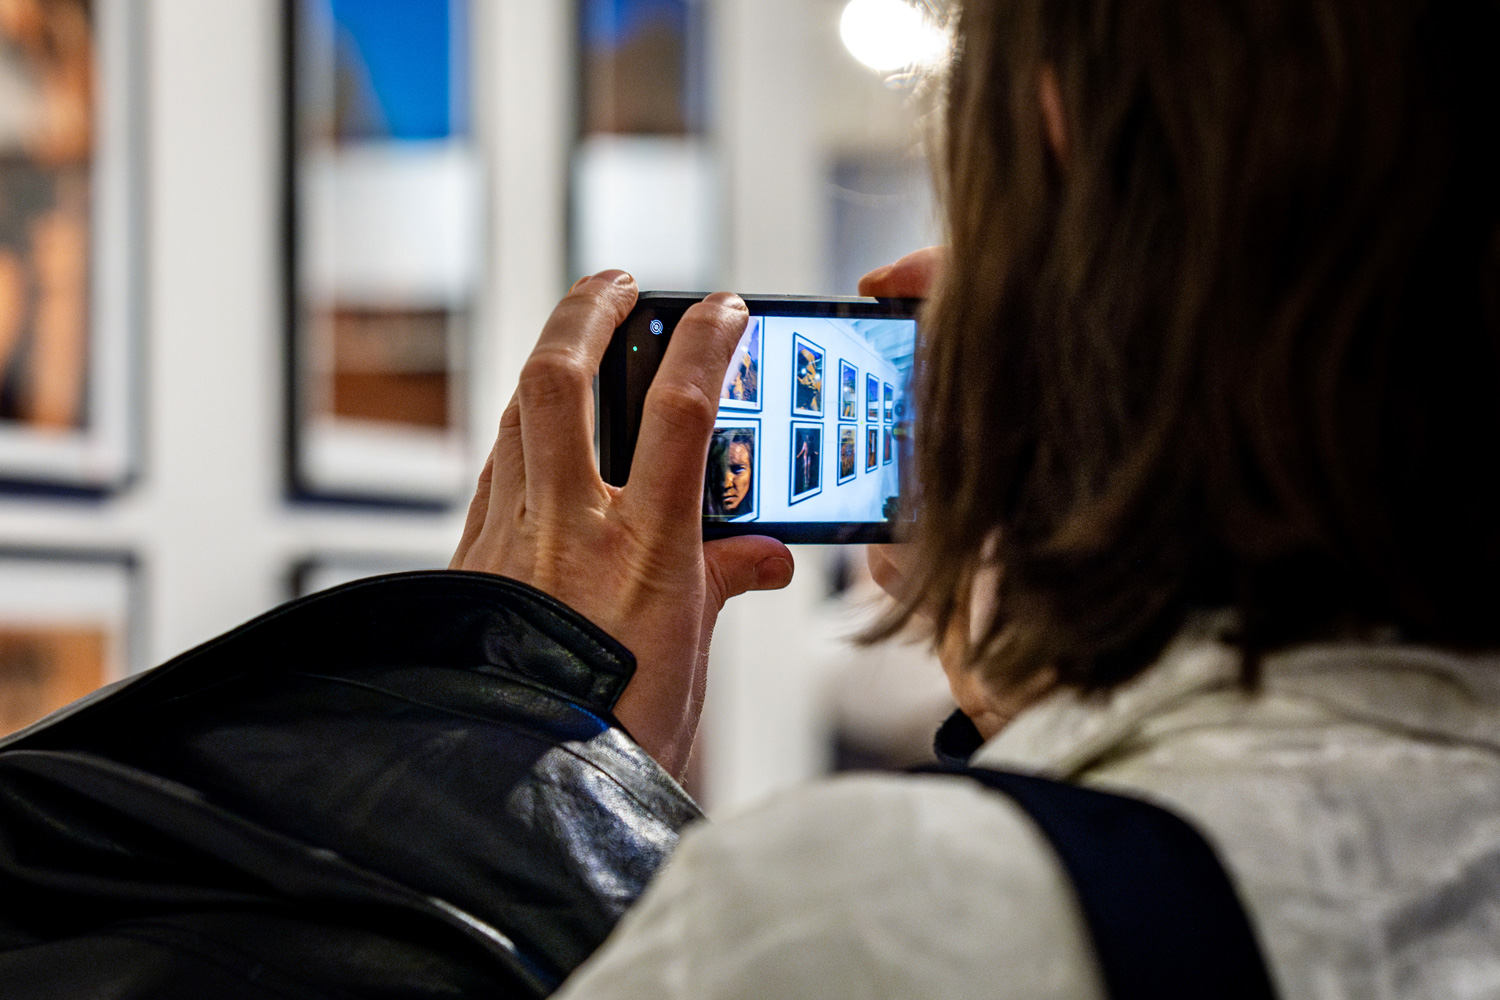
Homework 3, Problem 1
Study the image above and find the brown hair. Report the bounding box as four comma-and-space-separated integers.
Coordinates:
891, 0, 1500, 690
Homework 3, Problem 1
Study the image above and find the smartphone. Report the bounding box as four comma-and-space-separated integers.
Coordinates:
599, 293, 921, 543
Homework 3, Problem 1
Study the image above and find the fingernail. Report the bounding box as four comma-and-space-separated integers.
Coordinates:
592, 269, 633, 286
704, 291, 747, 311
755, 557, 794, 589
570, 274, 593, 292
861, 264, 893, 286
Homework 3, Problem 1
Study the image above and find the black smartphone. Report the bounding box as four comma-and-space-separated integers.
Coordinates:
599, 293, 921, 543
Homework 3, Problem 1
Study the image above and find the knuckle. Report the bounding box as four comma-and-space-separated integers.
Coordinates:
647, 379, 718, 432
519, 350, 591, 406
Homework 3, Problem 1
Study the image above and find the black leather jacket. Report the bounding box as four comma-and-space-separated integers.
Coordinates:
0, 572, 702, 999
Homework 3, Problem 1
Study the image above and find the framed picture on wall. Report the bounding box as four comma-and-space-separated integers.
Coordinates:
284, 0, 481, 506
883, 424, 893, 465
837, 424, 857, 484
789, 421, 822, 504
865, 425, 879, 473
883, 382, 894, 424
0, 0, 142, 493
865, 373, 879, 422
0, 549, 138, 739
791, 334, 824, 417
717, 317, 762, 412
289, 552, 448, 599
704, 418, 758, 521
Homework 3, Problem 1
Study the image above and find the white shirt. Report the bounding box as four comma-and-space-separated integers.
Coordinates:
556, 628, 1500, 999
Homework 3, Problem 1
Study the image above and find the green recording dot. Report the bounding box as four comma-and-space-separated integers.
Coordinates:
632, 345, 638, 352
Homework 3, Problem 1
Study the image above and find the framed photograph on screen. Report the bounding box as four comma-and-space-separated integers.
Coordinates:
838, 360, 857, 421
865, 373, 879, 422
0, 1, 142, 493
0, 549, 138, 739
865, 425, 879, 473
717, 317, 761, 412
789, 421, 822, 504
837, 424, 857, 484
883, 424, 893, 465
791, 333, 824, 417
285, 0, 480, 505
883, 382, 894, 424
704, 417, 758, 521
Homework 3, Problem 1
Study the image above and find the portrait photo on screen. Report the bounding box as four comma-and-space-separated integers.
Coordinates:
791, 333, 823, 417
718, 316, 761, 411
837, 424, 857, 484
883, 382, 893, 423
865, 372, 879, 422
789, 421, 822, 503
865, 425, 878, 472
704, 418, 758, 520
838, 359, 857, 420
883, 424, 893, 464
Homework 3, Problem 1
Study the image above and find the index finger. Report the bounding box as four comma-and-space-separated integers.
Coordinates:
623, 292, 749, 529
512, 271, 638, 510
857, 246, 947, 298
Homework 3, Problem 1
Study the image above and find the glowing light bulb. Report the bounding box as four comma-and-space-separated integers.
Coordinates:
839, 0, 948, 73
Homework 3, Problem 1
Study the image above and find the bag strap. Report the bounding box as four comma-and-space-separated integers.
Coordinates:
914, 756, 1279, 1000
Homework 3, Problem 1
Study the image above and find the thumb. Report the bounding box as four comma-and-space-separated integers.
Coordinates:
703, 536, 795, 609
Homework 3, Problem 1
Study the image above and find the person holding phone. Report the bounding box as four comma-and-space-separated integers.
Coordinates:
458, 1, 1496, 997
3, 0, 1499, 996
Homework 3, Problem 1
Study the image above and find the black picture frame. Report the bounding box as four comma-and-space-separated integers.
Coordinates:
0, 547, 142, 740
789, 421, 823, 503
791, 333, 825, 417
288, 552, 448, 600
0, 1, 144, 496
717, 316, 763, 412
282, 0, 480, 508
838, 359, 858, 421
837, 424, 858, 484
704, 417, 759, 521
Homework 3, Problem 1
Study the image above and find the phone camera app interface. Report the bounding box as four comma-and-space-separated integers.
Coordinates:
705, 314, 915, 523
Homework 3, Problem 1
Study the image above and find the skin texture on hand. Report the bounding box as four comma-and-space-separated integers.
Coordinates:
451, 272, 794, 778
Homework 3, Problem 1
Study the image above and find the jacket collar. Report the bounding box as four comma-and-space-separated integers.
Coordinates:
968, 622, 1500, 779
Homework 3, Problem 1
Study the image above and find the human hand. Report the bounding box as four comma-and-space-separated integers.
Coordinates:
451, 272, 795, 778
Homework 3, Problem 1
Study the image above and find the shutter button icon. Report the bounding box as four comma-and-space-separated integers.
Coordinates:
649, 319, 664, 335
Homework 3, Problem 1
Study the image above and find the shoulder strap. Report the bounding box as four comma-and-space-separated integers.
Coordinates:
914, 763, 1279, 1000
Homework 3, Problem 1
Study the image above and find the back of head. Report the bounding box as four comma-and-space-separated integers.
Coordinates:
904, 0, 1500, 688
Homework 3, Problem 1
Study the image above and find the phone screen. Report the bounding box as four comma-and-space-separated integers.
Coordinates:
707, 313, 913, 526
601, 295, 919, 543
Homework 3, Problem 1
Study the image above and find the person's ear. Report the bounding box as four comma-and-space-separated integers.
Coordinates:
1039, 64, 1069, 167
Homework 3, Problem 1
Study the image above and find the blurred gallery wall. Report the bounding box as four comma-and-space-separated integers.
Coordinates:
0, 0, 945, 814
